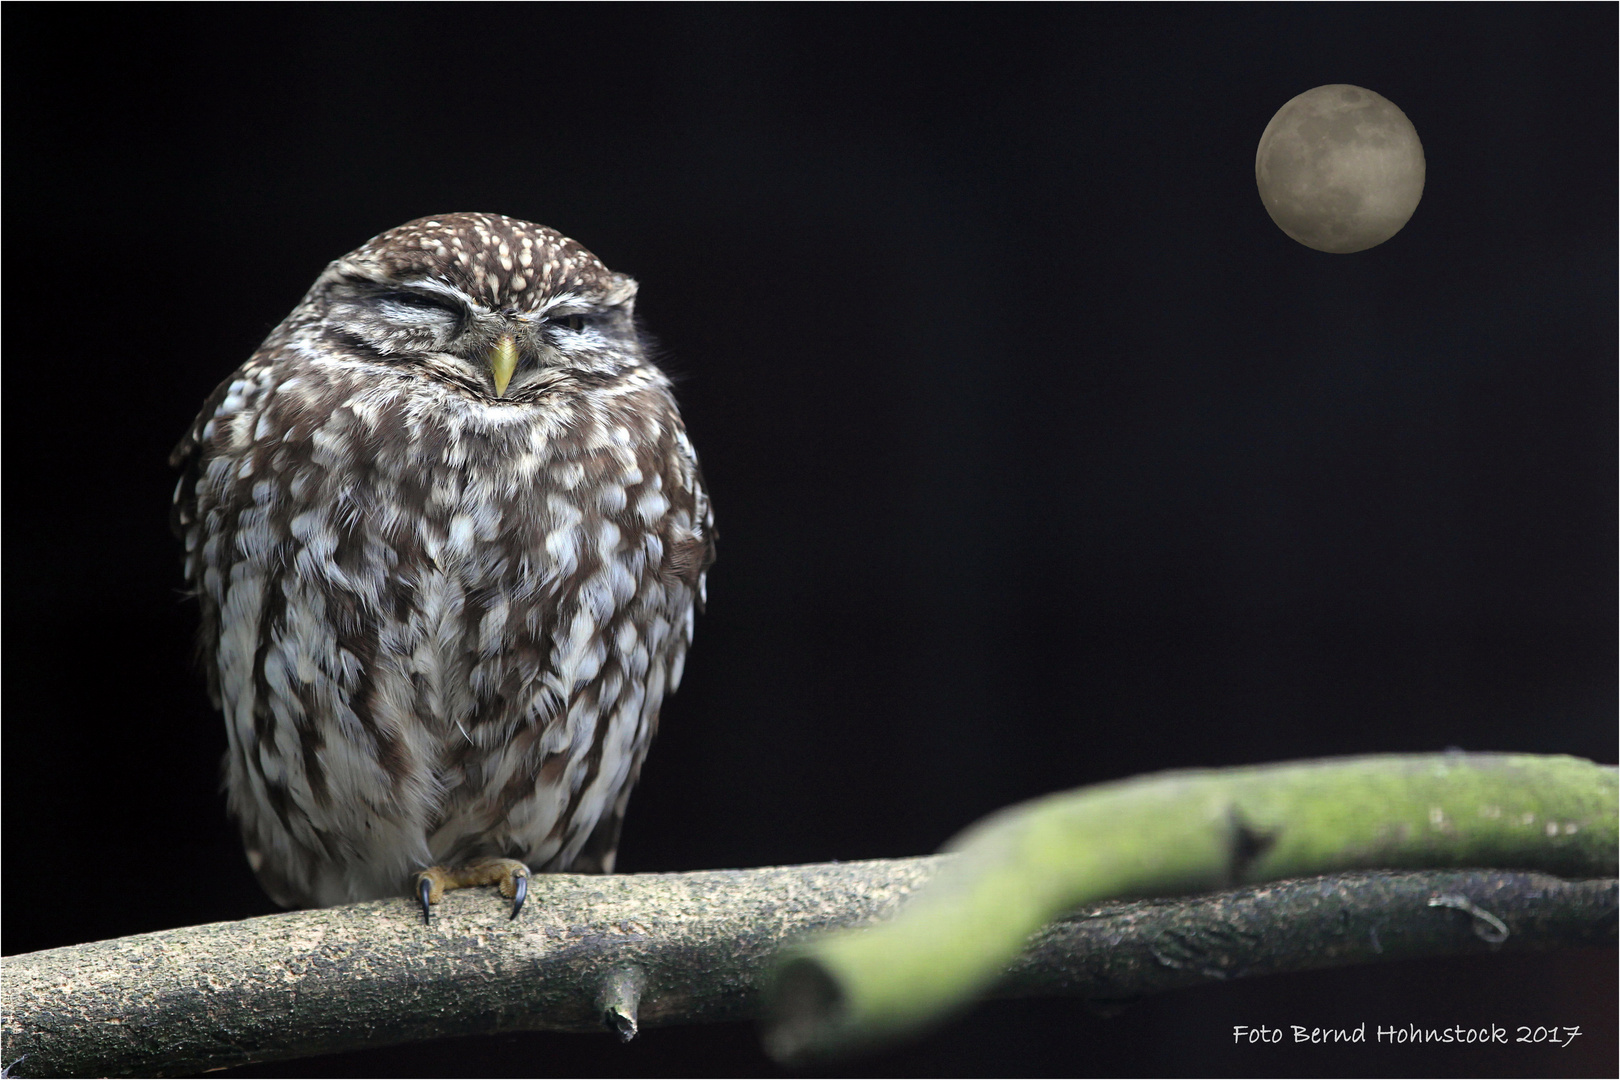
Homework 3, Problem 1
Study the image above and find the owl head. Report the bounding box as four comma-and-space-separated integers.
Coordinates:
303, 213, 644, 398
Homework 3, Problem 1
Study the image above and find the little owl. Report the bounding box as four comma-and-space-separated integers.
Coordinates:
171, 213, 714, 920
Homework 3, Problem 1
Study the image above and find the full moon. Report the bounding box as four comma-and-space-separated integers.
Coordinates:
1255, 84, 1425, 253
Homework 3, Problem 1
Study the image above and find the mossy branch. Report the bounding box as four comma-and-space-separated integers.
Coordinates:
2, 753, 1612, 1077
762, 752, 1618, 1060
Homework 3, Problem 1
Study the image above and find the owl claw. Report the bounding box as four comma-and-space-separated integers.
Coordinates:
413, 859, 529, 924
510, 873, 528, 920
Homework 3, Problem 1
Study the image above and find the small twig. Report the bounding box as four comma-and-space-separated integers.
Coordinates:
1428, 893, 1511, 944
596, 964, 647, 1042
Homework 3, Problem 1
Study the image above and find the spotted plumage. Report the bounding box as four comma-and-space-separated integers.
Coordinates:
172, 213, 714, 910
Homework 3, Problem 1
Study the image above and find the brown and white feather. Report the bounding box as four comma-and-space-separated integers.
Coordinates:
172, 213, 713, 907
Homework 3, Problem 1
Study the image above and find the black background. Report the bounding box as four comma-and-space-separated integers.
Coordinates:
5, 5, 1615, 1077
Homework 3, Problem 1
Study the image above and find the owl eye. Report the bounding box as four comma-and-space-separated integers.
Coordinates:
551, 314, 587, 333
375, 291, 462, 319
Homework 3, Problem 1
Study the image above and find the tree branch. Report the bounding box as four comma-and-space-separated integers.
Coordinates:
764, 753, 1618, 1058
3, 862, 1614, 1077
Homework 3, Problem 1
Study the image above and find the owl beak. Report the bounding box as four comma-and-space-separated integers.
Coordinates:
488, 334, 519, 397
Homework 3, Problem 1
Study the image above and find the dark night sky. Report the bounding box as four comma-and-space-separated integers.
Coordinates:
5, 5, 1614, 1077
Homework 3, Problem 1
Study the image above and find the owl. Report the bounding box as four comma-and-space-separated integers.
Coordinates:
171, 213, 714, 920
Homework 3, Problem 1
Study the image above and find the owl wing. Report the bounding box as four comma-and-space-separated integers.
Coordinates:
565, 415, 715, 874
170, 357, 278, 708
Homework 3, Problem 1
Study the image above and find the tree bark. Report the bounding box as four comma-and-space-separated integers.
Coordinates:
2, 862, 1613, 1077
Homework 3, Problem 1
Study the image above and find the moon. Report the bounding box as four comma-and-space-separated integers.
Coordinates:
1255, 84, 1425, 253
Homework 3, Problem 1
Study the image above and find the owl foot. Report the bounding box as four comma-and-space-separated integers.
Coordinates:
415, 858, 530, 924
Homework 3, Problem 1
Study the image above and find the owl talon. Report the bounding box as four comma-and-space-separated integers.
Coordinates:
510, 873, 528, 920
412, 859, 530, 922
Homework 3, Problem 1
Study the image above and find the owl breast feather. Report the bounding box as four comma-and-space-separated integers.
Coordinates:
179, 355, 711, 904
